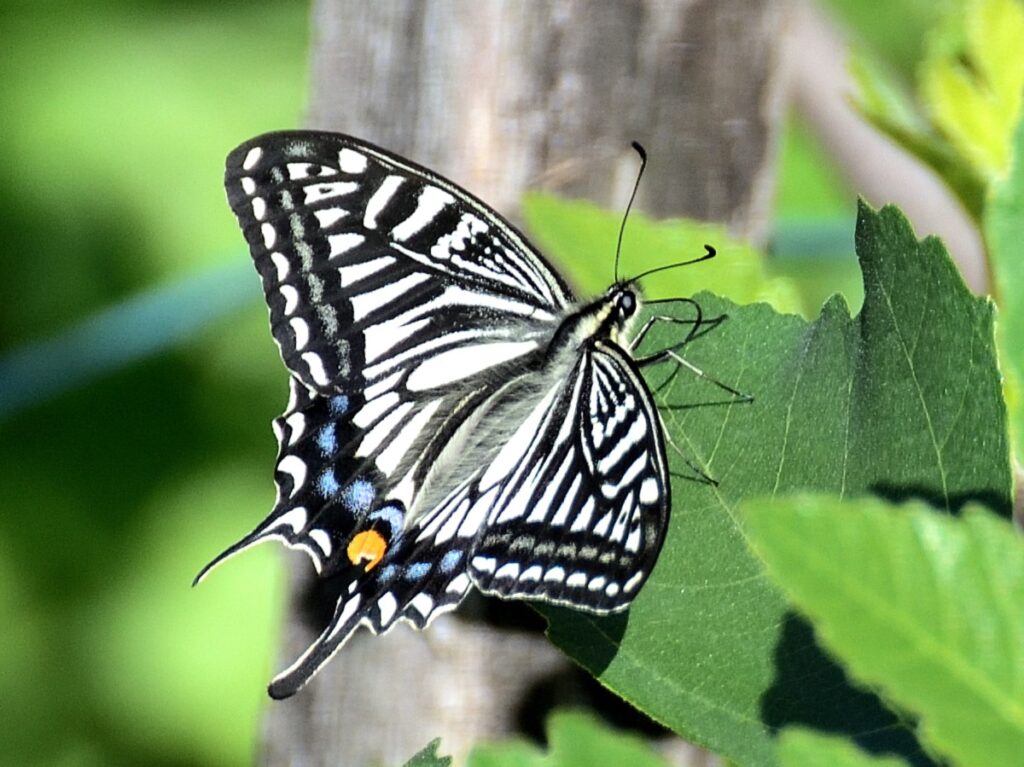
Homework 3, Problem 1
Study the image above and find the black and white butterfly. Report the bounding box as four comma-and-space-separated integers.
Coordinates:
197, 131, 717, 700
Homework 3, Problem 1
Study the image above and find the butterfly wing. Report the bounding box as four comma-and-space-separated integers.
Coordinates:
467, 340, 670, 611
202, 131, 670, 699
199, 132, 576, 579
225, 130, 573, 394
199, 132, 591, 698
260, 338, 670, 699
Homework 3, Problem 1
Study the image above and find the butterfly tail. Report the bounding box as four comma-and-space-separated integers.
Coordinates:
266, 558, 473, 699
192, 501, 325, 587
267, 586, 366, 699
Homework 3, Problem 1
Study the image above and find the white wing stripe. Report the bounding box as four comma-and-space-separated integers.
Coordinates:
356, 400, 415, 457
376, 398, 442, 475
352, 390, 400, 429
363, 370, 403, 401
407, 341, 538, 392
339, 255, 397, 287
480, 382, 561, 489
596, 417, 648, 473
328, 232, 366, 258
639, 477, 660, 504
433, 496, 471, 544
314, 208, 348, 228
303, 181, 358, 204
363, 316, 431, 364
392, 186, 454, 241
527, 448, 575, 523
550, 471, 583, 528
338, 148, 368, 174
350, 272, 430, 322
569, 496, 595, 532
364, 174, 403, 229
601, 453, 648, 498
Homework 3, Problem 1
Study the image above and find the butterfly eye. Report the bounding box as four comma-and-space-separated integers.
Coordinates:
620, 291, 637, 317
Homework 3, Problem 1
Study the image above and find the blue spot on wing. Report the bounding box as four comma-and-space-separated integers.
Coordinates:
329, 394, 349, 416
369, 504, 406, 543
404, 562, 431, 580
439, 550, 463, 573
318, 469, 340, 497
343, 479, 376, 514
317, 422, 337, 456
369, 503, 404, 528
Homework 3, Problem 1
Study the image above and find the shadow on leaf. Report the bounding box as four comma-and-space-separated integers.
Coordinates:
761, 612, 938, 767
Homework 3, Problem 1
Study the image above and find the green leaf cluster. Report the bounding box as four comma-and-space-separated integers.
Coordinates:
746, 497, 1024, 767
852, 0, 1024, 221
852, 0, 1024, 467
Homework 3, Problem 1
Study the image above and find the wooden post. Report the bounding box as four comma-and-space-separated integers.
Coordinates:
262, 2, 787, 765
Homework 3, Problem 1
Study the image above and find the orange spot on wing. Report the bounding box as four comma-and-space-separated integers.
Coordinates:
347, 529, 387, 571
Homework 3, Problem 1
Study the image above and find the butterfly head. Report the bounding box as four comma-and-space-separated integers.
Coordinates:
587, 282, 643, 346
611, 283, 639, 320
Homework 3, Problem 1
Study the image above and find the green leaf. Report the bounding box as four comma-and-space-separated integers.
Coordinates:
522, 194, 804, 315
777, 728, 911, 767
531, 200, 1011, 765
986, 114, 1024, 468
467, 710, 670, 767
744, 497, 1024, 767
922, 0, 1024, 179
403, 738, 452, 767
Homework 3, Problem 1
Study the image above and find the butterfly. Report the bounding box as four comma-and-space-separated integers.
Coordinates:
197, 131, 718, 699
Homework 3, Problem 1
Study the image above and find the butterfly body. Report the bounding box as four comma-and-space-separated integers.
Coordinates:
200, 132, 672, 699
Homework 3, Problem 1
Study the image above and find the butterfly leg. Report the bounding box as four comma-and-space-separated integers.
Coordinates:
643, 349, 752, 402
660, 421, 718, 486
633, 312, 751, 404
629, 297, 713, 352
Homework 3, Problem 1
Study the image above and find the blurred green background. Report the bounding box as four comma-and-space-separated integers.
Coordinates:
0, 1, 948, 765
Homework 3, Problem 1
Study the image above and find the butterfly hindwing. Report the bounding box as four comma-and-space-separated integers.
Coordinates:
265, 470, 485, 699
466, 341, 669, 612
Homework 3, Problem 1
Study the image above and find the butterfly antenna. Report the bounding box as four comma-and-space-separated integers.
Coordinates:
614, 141, 648, 283
630, 244, 717, 283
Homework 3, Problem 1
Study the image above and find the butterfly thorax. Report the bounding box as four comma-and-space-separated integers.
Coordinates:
548, 282, 640, 360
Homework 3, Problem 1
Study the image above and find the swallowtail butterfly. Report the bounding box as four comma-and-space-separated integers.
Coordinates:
198, 131, 711, 699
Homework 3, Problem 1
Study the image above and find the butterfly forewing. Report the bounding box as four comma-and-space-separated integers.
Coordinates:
205, 131, 676, 699
225, 131, 573, 394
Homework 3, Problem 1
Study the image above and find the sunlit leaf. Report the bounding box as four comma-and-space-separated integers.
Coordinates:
985, 115, 1024, 467
777, 728, 911, 767
746, 497, 1024, 767
850, 53, 986, 219
922, 0, 1024, 177
468, 710, 670, 767
528, 200, 1010, 765
522, 194, 804, 315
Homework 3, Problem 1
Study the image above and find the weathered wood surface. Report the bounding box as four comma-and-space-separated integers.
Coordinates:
262, 2, 786, 765
306, 0, 786, 243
